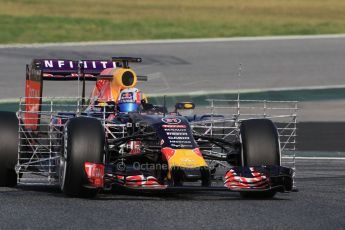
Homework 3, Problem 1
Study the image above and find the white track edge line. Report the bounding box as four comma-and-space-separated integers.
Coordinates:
1, 34, 345, 49
1, 84, 345, 103
283, 157, 345, 160
147, 84, 345, 97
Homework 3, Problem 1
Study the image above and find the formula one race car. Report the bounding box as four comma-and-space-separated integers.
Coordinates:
0, 57, 297, 198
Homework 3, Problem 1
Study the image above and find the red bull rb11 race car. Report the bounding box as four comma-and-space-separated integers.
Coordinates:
0, 57, 298, 198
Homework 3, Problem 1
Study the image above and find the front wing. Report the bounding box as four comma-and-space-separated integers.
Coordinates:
99, 165, 293, 193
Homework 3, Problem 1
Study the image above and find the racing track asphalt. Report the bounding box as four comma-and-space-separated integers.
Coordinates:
0, 159, 344, 230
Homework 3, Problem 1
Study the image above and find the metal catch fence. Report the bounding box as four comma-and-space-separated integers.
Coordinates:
17, 97, 126, 185
191, 99, 298, 188
16, 97, 298, 188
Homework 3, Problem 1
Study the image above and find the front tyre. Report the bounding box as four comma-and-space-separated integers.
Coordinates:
239, 119, 280, 199
60, 117, 105, 198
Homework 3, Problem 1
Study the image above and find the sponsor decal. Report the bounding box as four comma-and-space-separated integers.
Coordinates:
37, 59, 117, 75
84, 162, 104, 188
163, 128, 187, 131
120, 92, 134, 102
161, 148, 176, 161
170, 141, 193, 144
42, 60, 116, 70
162, 148, 207, 168
161, 118, 182, 124
25, 80, 41, 130
128, 141, 141, 155
160, 121, 196, 148
166, 132, 188, 136
180, 158, 196, 163
162, 124, 186, 128
168, 136, 190, 140
116, 174, 167, 189
170, 143, 194, 148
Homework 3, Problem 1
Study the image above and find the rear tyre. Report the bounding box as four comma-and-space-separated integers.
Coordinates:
239, 119, 280, 199
0, 112, 18, 187
60, 117, 104, 198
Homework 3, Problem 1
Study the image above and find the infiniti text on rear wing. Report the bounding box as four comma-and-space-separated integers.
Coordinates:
34, 59, 117, 80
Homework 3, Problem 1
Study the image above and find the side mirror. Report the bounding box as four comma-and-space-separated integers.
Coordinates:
175, 102, 195, 116
175, 102, 195, 111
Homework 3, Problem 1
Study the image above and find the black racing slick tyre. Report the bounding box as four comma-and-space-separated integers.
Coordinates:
0, 112, 19, 187
60, 117, 105, 198
239, 119, 280, 199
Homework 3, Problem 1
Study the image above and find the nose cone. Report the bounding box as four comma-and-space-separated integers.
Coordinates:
161, 148, 207, 169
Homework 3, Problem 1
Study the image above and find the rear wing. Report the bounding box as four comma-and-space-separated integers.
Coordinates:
24, 57, 144, 130
31, 59, 116, 80
28, 57, 143, 80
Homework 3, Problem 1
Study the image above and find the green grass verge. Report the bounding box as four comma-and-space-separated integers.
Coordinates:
1, 0, 345, 44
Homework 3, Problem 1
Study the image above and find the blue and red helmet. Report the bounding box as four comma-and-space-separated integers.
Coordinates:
117, 88, 142, 113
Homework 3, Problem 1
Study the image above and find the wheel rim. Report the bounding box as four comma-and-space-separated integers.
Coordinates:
59, 157, 66, 191
59, 128, 68, 191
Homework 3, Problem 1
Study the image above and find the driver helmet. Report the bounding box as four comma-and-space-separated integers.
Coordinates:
117, 88, 143, 113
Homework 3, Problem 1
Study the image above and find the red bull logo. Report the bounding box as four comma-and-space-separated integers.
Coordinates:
120, 92, 134, 102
